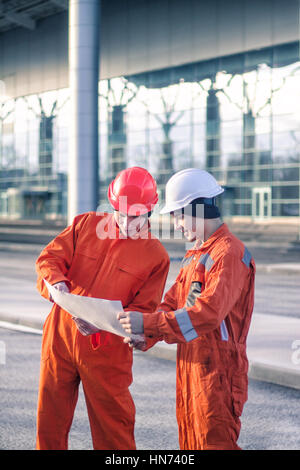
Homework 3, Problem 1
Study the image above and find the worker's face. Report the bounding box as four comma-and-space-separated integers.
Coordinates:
172, 209, 204, 242
114, 211, 148, 238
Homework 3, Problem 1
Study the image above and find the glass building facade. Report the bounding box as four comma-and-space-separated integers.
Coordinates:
0, 41, 299, 220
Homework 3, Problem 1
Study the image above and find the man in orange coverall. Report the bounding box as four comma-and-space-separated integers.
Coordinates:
119, 168, 256, 450
35, 166, 170, 450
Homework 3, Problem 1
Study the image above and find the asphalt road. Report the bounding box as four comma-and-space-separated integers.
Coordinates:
0, 327, 300, 451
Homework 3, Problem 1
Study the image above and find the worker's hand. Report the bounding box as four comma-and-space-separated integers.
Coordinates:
117, 311, 144, 335
72, 317, 100, 336
123, 335, 147, 351
49, 281, 69, 302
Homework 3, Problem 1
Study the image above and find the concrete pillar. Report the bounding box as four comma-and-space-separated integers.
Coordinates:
68, 0, 100, 224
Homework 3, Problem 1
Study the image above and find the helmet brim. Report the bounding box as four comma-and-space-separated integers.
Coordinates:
160, 187, 224, 214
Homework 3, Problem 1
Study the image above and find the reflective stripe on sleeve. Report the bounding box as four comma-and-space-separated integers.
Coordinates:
199, 253, 215, 271
242, 246, 252, 268
174, 308, 198, 342
181, 255, 194, 268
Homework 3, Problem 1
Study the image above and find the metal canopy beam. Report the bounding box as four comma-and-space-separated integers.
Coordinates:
49, 0, 68, 10
0, 0, 68, 33
4, 10, 36, 30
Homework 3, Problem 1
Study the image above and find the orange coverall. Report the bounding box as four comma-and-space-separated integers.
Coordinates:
35, 211, 169, 450
143, 223, 255, 450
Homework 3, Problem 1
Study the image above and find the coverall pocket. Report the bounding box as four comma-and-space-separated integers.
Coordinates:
114, 262, 145, 304
231, 374, 248, 417
117, 262, 145, 281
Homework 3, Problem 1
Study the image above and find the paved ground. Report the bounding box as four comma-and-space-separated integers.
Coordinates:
1, 328, 300, 451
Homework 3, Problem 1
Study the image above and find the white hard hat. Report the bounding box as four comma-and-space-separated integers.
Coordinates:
160, 168, 224, 214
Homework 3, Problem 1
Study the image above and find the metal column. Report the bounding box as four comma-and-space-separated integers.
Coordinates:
68, 0, 100, 224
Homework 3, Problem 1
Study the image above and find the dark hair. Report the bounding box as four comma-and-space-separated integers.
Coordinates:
183, 197, 221, 219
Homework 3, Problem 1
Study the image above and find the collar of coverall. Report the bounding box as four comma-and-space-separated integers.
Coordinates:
187, 222, 229, 253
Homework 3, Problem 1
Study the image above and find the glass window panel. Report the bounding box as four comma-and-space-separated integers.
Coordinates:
273, 42, 300, 68
219, 53, 244, 75
222, 135, 242, 154
222, 119, 242, 136
127, 98, 148, 123
256, 116, 272, 134
218, 99, 243, 123
273, 148, 299, 165
256, 133, 271, 151
273, 114, 300, 133
224, 152, 243, 167
169, 109, 191, 126
226, 169, 242, 184
127, 131, 146, 146
149, 69, 172, 89
99, 122, 107, 136
272, 69, 300, 117
99, 100, 108, 123
195, 59, 218, 81
127, 73, 149, 90
171, 123, 191, 142
192, 152, 206, 169
148, 127, 164, 142
255, 193, 260, 215
56, 138, 68, 173
127, 144, 147, 167
172, 141, 192, 171
193, 107, 206, 123
171, 64, 196, 84
245, 48, 273, 71
273, 131, 299, 150
272, 203, 299, 216
148, 143, 163, 174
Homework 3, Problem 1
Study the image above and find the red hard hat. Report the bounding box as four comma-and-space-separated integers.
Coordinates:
108, 167, 158, 216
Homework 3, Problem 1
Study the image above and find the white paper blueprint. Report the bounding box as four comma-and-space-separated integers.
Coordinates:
44, 279, 136, 339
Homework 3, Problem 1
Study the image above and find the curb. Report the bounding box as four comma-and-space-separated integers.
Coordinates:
0, 320, 43, 335
248, 361, 300, 391
254, 264, 300, 274
0, 313, 45, 332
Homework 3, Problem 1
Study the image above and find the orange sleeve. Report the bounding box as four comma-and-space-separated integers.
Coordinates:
158, 276, 179, 313
143, 254, 253, 344
35, 213, 89, 300
125, 252, 170, 351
